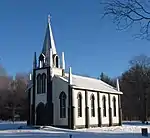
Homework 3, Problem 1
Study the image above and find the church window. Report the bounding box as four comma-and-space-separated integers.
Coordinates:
102, 95, 106, 117
113, 96, 117, 117
37, 74, 41, 94
39, 54, 45, 68
42, 73, 46, 93
90, 94, 95, 117
59, 92, 67, 118
55, 56, 59, 68
77, 93, 82, 117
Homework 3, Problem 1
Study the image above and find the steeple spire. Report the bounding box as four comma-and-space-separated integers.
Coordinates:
33, 52, 37, 69
48, 14, 51, 24
41, 14, 57, 57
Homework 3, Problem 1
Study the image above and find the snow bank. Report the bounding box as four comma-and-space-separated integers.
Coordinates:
0, 121, 149, 138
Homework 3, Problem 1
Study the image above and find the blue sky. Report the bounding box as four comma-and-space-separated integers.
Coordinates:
0, 0, 150, 78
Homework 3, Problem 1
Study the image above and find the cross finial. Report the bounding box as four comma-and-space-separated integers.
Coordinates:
48, 14, 52, 24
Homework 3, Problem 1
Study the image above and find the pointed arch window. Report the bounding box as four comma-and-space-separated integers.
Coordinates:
113, 96, 117, 117
90, 94, 95, 117
39, 54, 45, 68
77, 93, 82, 117
37, 74, 41, 94
102, 95, 106, 117
42, 73, 46, 93
59, 92, 67, 118
55, 56, 59, 68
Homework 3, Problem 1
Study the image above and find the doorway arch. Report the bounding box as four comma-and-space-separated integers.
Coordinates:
36, 102, 45, 125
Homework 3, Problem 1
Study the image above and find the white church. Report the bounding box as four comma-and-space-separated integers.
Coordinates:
26, 15, 123, 129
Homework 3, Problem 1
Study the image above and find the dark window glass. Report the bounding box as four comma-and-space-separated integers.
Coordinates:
77, 93, 82, 117
59, 92, 67, 118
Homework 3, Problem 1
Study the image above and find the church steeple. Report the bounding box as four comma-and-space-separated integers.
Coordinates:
42, 15, 57, 56
38, 15, 62, 70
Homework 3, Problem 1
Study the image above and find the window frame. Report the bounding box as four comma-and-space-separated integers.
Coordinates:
90, 94, 95, 117
77, 93, 82, 117
113, 96, 117, 117
37, 74, 41, 94
41, 73, 46, 93
102, 95, 107, 117
59, 92, 67, 118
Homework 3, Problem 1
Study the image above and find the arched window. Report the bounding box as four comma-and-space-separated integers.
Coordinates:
37, 74, 41, 94
102, 95, 106, 117
55, 56, 59, 68
77, 93, 82, 117
59, 92, 67, 118
39, 54, 45, 68
90, 94, 95, 117
113, 96, 116, 117
42, 73, 46, 93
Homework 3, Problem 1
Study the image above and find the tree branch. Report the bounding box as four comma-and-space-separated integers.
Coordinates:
101, 0, 150, 40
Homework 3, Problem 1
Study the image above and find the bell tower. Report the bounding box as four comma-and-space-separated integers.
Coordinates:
38, 15, 66, 77
29, 14, 67, 126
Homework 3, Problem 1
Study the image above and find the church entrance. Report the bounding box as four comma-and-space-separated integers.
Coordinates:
36, 102, 45, 125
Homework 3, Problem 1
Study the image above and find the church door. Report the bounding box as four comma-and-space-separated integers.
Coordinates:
36, 102, 45, 125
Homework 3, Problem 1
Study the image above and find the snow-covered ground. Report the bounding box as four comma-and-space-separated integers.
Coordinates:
0, 121, 149, 137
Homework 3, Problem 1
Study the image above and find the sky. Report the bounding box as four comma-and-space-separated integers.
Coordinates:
0, 0, 150, 78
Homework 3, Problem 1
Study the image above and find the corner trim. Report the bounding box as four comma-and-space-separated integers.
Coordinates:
97, 92, 101, 127
32, 69, 36, 125
85, 90, 89, 128
27, 88, 31, 125
68, 85, 74, 129
47, 67, 53, 125
108, 93, 112, 126
118, 95, 122, 126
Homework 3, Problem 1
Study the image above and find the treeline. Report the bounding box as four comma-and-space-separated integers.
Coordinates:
0, 68, 29, 121
100, 54, 150, 122
0, 54, 150, 122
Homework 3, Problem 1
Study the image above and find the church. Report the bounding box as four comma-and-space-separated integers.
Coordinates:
26, 15, 123, 129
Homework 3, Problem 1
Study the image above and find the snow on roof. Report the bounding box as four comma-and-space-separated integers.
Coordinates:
58, 74, 123, 94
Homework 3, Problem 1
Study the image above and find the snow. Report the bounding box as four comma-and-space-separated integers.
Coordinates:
58, 74, 122, 94
0, 121, 149, 137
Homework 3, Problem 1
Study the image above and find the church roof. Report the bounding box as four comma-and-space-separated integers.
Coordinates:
58, 74, 123, 94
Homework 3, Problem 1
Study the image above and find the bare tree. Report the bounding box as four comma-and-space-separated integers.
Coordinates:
101, 0, 150, 40
129, 54, 150, 68
4, 73, 28, 122
121, 54, 150, 122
